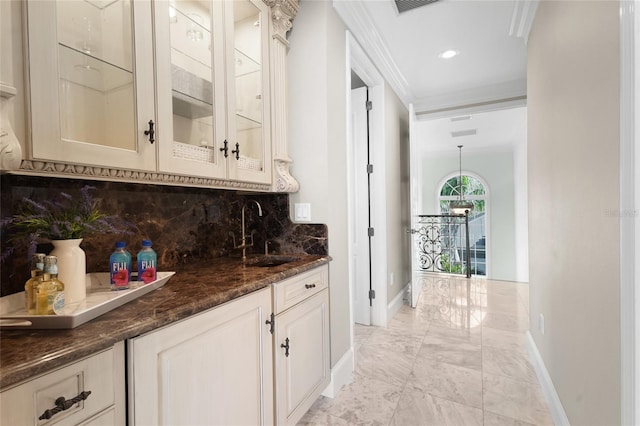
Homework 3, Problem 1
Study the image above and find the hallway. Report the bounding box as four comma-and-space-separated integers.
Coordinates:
299, 274, 553, 425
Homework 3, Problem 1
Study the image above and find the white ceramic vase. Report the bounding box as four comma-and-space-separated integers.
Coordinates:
50, 238, 86, 304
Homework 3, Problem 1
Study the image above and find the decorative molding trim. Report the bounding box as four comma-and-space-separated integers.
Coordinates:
268, 0, 299, 193
509, 0, 539, 44
333, 0, 412, 106
619, 1, 637, 424
526, 332, 570, 426
387, 281, 409, 321
0, 83, 21, 171
321, 347, 354, 399
265, 0, 298, 43
273, 158, 299, 192
11, 160, 271, 191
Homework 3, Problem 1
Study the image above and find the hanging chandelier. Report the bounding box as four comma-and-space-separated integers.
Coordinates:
449, 145, 474, 216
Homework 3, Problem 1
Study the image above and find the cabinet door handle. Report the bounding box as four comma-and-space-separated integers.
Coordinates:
281, 337, 290, 357
219, 139, 229, 158
39, 390, 92, 420
144, 120, 155, 144
305, 284, 316, 289
265, 312, 275, 334
231, 142, 240, 160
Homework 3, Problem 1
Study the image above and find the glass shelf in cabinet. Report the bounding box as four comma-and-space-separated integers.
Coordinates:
235, 49, 260, 77
58, 44, 133, 93
236, 113, 262, 130
172, 91, 213, 119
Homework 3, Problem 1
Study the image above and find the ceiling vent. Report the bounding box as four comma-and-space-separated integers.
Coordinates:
450, 129, 477, 138
394, 0, 439, 14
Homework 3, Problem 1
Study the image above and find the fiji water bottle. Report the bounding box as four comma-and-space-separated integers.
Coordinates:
110, 241, 130, 291
137, 240, 157, 284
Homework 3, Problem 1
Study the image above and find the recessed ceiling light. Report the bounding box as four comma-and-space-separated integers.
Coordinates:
438, 49, 459, 59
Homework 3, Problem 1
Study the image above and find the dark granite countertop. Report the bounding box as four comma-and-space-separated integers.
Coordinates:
0, 255, 330, 389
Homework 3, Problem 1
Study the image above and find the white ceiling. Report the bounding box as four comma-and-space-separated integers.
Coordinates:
413, 106, 527, 152
333, 0, 535, 117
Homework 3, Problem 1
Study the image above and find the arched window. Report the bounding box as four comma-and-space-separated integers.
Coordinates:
438, 174, 488, 276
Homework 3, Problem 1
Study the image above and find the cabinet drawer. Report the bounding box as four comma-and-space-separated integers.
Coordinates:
273, 265, 328, 314
0, 342, 123, 426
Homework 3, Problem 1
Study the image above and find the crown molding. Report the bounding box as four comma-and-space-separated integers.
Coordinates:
509, 0, 539, 44
333, 0, 412, 106
414, 79, 527, 118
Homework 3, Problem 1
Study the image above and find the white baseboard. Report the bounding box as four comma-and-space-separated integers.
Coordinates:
526, 331, 570, 425
321, 347, 354, 398
387, 282, 410, 320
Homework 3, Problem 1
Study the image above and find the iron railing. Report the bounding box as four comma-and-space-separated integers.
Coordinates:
410, 214, 471, 278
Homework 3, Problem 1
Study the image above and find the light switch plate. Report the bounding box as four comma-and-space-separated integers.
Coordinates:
294, 203, 311, 222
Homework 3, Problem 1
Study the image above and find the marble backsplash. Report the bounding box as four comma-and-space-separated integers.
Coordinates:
0, 175, 328, 297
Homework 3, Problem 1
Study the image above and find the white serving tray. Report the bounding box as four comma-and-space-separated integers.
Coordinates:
0, 271, 175, 329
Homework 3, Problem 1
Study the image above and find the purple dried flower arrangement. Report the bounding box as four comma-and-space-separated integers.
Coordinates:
2, 185, 131, 259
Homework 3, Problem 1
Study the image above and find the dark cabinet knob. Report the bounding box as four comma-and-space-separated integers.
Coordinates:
231, 143, 240, 160
144, 120, 155, 144
281, 337, 290, 357
220, 139, 229, 158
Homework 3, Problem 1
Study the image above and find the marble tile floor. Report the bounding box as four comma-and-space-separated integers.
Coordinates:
298, 274, 553, 426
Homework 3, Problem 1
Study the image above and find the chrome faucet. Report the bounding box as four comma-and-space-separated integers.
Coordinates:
238, 200, 263, 261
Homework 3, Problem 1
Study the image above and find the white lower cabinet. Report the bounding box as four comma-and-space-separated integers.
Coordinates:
0, 342, 125, 426
0, 265, 329, 426
127, 287, 273, 426
273, 266, 330, 425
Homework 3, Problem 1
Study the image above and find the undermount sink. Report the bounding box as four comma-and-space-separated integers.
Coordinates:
247, 255, 300, 267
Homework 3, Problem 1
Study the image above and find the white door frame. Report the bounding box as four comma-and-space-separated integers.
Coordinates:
346, 31, 387, 329
621, 0, 639, 424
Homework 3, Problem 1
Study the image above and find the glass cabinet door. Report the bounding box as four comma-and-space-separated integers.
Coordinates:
56, 0, 134, 150
226, 0, 271, 184
157, 0, 270, 183
155, 0, 227, 179
27, 0, 156, 170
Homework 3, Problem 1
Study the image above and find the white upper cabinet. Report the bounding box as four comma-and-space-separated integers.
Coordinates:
26, 0, 157, 171
154, 0, 271, 184
21, 0, 294, 189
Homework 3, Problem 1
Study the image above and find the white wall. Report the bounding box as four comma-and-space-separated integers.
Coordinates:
528, 1, 620, 424
287, 0, 350, 367
416, 147, 518, 281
